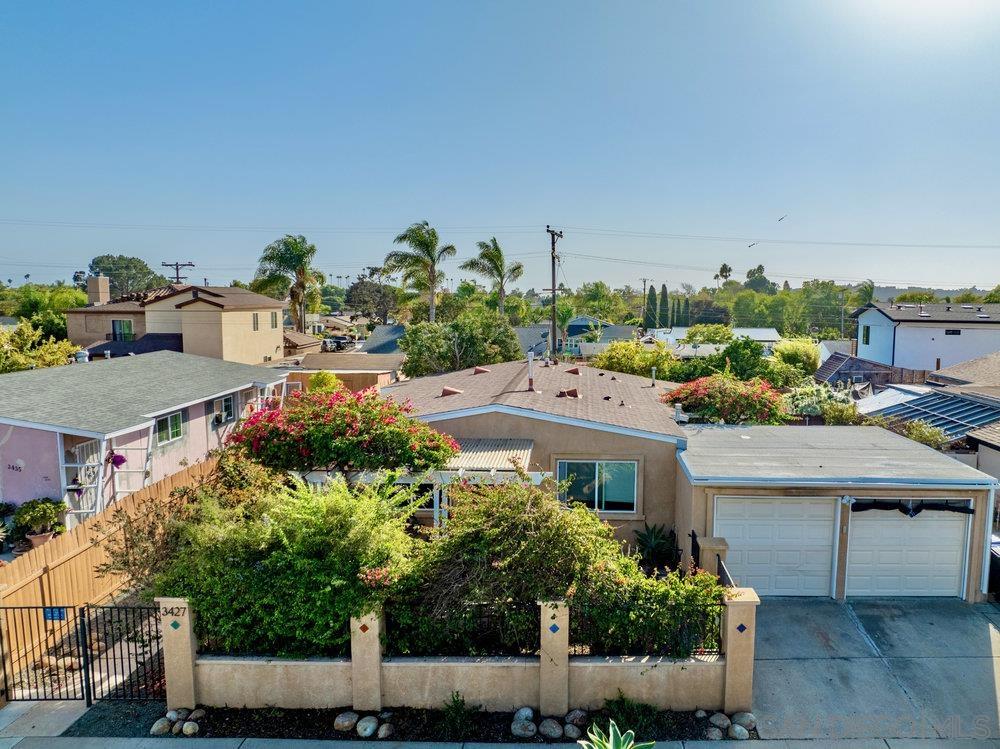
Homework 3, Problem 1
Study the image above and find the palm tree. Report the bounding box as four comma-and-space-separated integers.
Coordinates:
717, 263, 733, 284
383, 221, 456, 323
459, 237, 524, 317
255, 234, 325, 333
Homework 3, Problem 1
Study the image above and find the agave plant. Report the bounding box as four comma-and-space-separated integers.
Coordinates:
578, 720, 654, 749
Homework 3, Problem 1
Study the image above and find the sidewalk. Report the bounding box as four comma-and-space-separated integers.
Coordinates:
8, 738, 1000, 748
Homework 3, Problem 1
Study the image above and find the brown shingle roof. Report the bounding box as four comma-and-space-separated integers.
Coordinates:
968, 423, 1000, 450
158, 286, 285, 310
928, 351, 1000, 387
283, 330, 322, 348
383, 360, 685, 441
300, 352, 405, 371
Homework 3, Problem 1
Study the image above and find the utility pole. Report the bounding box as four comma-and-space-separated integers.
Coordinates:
162, 261, 195, 284
546, 225, 563, 360
840, 290, 845, 338
640, 277, 652, 319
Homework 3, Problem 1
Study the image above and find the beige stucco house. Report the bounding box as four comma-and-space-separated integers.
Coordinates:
386, 359, 998, 602
66, 278, 285, 365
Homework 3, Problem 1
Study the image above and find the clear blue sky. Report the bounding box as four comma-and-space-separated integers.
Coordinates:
3, 0, 1000, 291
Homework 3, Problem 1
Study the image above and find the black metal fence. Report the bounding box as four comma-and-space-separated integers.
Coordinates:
385, 600, 541, 657
570, 600, 724, 657
0, 605, 163, 704
718, 555, 735, 587
689, 530, 701, 568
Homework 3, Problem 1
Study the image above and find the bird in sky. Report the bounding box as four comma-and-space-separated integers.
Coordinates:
748, 242, 758, 248
777, 214, 788, 222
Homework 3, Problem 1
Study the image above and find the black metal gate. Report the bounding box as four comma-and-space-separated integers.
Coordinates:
0, 605, 164, 704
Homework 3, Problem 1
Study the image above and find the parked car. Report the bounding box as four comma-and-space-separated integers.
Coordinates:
321, 336, 352, 352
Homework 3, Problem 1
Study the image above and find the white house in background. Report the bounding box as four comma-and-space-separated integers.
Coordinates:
852, 302, 1000, 371
650, 327, 781, 352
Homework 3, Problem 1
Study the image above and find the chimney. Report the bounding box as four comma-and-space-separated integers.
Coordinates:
86, 275, 110, 306
675, 403, 683, 421
527, 352, 535, 391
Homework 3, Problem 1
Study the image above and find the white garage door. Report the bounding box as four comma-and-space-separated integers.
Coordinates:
847, 510, 968, 597
714, 497, 837, 596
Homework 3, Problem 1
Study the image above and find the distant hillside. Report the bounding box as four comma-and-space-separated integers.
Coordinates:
871, 285, 987, 301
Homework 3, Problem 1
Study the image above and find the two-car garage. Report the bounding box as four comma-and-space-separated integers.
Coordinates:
714, 496, 971, 598
679, 426, 995, 602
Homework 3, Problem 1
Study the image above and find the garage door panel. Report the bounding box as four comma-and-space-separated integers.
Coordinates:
715, 497, 836, 597
848, 511, 967, 597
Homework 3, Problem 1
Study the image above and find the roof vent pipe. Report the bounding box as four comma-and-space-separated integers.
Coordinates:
75, 350, 90, 364
104, 350, 112, 360
651, 366, 657, 386
527, 352, 535, 391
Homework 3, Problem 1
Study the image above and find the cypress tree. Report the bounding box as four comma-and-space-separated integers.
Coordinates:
643, 285, 658, 330
657, 284, 670, 328
673, 298, 681, 327
682, 297, 691, 326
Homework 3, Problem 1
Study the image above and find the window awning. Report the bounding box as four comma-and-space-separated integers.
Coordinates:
446, 438, 534, 472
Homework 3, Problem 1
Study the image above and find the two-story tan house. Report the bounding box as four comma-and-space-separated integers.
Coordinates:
66, 276, 285, 365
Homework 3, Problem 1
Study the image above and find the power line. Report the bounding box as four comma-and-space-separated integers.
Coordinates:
161, 261, 195, 283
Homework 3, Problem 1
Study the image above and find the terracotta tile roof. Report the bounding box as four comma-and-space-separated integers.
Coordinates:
383, 360, 685, 441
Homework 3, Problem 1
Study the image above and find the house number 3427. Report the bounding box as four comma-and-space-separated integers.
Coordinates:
160, 606, 186, 617
6, 464, 21, 472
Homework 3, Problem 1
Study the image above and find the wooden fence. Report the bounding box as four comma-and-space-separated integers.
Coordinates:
0, 458, 218, 609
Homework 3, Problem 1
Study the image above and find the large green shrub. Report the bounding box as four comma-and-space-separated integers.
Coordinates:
772, 338, 820, 374
398, 309, 523, 377
784, 381, 850, 416
679, 324, 733, 344
386, 478, 725, 657
591, 339, 676, 379
155, 479, 418, 656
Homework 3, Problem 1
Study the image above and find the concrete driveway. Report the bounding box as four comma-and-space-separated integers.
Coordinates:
754, 598, 1000, 740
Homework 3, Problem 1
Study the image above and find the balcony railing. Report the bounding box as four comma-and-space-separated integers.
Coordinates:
106, 332, 136, 342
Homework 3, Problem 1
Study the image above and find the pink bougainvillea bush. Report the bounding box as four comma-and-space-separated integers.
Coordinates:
662, 373, 788, 425
227, 388, 459, 473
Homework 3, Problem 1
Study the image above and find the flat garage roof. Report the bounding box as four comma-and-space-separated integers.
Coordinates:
680, 425, 997, 487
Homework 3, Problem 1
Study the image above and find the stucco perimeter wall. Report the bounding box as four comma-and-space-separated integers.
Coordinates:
569, 656, 723, 711
195, 657, 352, 708
382, 657, 539, 712
428, 412, 678, 542
190, 655, 725, 713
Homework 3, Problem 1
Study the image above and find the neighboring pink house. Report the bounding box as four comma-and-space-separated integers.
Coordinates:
0, 351, 288, 527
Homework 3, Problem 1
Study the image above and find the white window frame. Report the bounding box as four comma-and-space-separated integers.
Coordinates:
252, 312, 260, 331
213, 395, 235, 425
556, 459, 638, 514
155, 411, 183, 446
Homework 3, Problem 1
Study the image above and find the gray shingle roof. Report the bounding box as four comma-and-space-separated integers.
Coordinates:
383, 360, 685, 441
853, 302, 1000, 324
927, 351, 1000, 387
680, 425, 995, 486
0, 351, 286, 437
360, 325, 405, 354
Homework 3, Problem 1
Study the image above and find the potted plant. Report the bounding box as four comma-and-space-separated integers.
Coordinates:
14, 499, 67, 549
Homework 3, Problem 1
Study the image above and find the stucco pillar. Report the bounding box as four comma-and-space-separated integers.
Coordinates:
698, 537, 729, 577
722, 588, 760, 713
156, 597, 198, 710
350, 609, 384, 711
538, 600, 569, 716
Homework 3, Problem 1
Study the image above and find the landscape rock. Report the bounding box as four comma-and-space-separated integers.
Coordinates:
356, 716, 379, 737
511, 719, 537, 739
694, 709, 707, 719
563, 723, 582, 740
731, 711, 757, 730
175, 708, 190, 721
538, 718, 563, 739
565, 708, 588, 727
377, 723, 394, 739
149, 718, 172, 736
378, 710, 394, 721
188, 709, 206, 722
165, 710, 179, 722
172, 721, 184, 736
182, 721, 199, 736
708, 712, 731, 730
513, 706, 534, 723
334, 711, 360, 732
727, 723, 750, 740
704, 726, 724, 741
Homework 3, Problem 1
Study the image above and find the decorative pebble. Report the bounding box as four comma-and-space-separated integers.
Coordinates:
175, 708, 191, 721
538, 718, 563, 739
704, 726, 724, 740
513, 706, 534, 723
149, 718, 172, 736
565, 708, 588, 727
182, 721, 199, 736
732, 711, 757, 730
356, 716, 379, 738
563, 723, 582, 740
188, 709, 206, 722
694, 709, 707, 719
708, 712, 731, 730
378, 710, 394, 721
165, 710, 179, 723
334, 711, 360, 731
728, 723, 750, 740
511, 719, 537, 739
377, 723, 394, 739
172, 721, 184, 736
